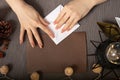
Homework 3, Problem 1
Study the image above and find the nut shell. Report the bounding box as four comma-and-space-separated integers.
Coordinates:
92, 64, 102, 74
0, 65, 9, 75
64, 67, 74, 76
30, 72, 40, 80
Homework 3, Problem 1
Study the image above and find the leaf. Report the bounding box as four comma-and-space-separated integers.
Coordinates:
97, 22, 120, 41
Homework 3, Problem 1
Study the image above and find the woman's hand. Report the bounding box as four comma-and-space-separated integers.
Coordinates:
54, 0, 107, 33
5, 0, 54, 48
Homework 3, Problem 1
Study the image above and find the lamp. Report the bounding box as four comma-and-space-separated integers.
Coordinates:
89, 22, 120, 80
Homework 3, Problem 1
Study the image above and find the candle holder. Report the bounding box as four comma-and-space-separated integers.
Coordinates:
89, 22, 120, 80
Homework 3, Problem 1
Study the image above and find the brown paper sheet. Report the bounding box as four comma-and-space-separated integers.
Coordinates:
26, 32, 87, 74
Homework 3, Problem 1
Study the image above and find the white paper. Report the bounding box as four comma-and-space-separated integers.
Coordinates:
115, 17, 120, 27
45, 5, 80, 45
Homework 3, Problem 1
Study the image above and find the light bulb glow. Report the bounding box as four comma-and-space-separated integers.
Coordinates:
106, 42, 120, 65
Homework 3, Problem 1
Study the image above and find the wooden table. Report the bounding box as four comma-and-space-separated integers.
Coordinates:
0, 0, 120, 80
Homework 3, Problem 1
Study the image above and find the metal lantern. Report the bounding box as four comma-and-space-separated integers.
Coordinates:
89, 22, 120, 80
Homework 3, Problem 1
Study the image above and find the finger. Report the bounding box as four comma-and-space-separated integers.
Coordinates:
31, 28, 43, 48
19, 27, 25, 44
56, 14, 70, 29
27, 29, 35, 48
39, 16, 49, 26
54, 9, 66, 24
67, 18, 79, 31
61, 17, 74, 33
38, 23, 54, 38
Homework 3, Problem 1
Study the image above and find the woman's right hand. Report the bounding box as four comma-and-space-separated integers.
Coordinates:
5, 0, 54, 48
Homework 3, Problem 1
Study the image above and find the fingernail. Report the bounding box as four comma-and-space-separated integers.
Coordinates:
54, 21, 57, 24
55, 26, 58, 30
46, 23, 49, 26
67, 28, 71, 31
32, 45, 34, 48
46, 21, 49, 24
61, 30, 64, 33
31, 43, 35, 48
50, 34, 55, 38
61, 29, 65, 33
20, 40, 23, 45
55, 26, 60, 30
50, 36, 54, 39
38, 43, 43, 48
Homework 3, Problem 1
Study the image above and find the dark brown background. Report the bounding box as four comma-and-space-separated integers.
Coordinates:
0, 0, 120, 80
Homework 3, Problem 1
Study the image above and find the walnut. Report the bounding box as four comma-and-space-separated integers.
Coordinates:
0, 65, 9, 75
92, 64, 102, 74
30, 72, 40, 80
64, 67, 74, 76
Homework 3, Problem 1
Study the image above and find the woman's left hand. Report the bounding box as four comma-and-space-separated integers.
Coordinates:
54, 0, 105, 33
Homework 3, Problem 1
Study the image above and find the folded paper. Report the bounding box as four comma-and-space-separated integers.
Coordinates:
115, 17, 120, 27
45, 5, 80, 45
